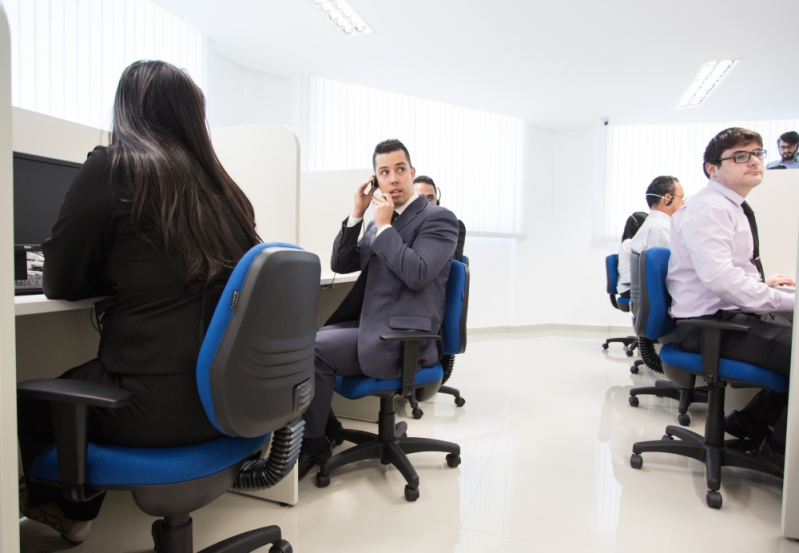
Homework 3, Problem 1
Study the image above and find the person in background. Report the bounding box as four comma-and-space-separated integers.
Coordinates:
18, 61, 259, 544
629, 175, 684, 254
617, 212, 648, 298
413, 175, 466, 262
766, 131, 799, 170
667, 127, 795, 475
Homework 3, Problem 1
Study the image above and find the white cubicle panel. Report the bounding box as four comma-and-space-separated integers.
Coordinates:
0, 6, 19, 552
12, 107, 110, 163
782, 220, 799, 538
747, 169, 799, 277
211, 123, 300, 245
299, 168, 373, 272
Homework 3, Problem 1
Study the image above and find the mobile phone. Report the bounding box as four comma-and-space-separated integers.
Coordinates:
371, 176, 378, 188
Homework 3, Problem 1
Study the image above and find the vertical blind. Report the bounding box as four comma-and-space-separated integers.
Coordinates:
1, 0, 208, 131
603, 119, 799, 241
307, 77, 525, 236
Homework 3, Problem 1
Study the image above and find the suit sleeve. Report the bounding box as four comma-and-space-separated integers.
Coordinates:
370, 208, 458, 291
41, 147, 116, 300
330, 217, 364, 274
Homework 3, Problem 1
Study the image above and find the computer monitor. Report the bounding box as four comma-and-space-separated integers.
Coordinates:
13, 152, 82, 247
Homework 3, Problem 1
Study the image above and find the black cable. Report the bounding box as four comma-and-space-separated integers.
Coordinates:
638, 337, 663, 374
320, 273, 337, 290
232, 419, 305, 491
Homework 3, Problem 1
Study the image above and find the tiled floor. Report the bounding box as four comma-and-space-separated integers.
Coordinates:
20, 330, 799, 552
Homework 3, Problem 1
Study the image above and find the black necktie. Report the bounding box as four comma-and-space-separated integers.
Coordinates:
741, 201, 765, 281
391, 211, 399, 224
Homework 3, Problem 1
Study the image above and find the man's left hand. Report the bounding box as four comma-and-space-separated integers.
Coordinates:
373, 191, 395, 229
766, 273, 796, 287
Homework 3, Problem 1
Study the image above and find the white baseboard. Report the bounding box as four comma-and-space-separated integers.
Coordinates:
468, 323, 634, 335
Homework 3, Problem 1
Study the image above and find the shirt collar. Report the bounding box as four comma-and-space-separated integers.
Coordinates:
707, 179, 745, 206
647, 210, 671, 223
394, 193, 419, 216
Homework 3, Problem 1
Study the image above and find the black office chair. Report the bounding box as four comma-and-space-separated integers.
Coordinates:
603, 254, 642, 372
319, 259, 467, 501
629, 248, 784, 509
626, 251, 708, 426
18, 243, 321, 552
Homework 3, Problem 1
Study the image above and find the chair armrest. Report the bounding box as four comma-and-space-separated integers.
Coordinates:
380, 332, 443, 342
380, 333, 443, 398
17, 380, 132, 503
675, 318, 751, 384
18, 379, 134, 408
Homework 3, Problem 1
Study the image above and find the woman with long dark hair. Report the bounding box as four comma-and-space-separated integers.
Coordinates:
18, 60, 260, 544
617, 211, 648, 298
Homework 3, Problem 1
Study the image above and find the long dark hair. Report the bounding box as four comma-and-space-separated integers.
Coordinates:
621, 212, 648, 241
108, 60, 260, 292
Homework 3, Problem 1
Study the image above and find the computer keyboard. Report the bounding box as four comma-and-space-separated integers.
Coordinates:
15, 277, 43, 295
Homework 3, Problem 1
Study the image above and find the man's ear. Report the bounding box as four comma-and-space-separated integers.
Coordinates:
705, 162, 717, 180
410, 166, 416, 181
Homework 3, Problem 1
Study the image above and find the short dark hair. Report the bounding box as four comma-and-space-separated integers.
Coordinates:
621, 211, 648, 241
373, 139, 412, 169
779, 131, 799, 146
703, 127, 763, 178
413, 175, 436, 188
645, 176, 679, 208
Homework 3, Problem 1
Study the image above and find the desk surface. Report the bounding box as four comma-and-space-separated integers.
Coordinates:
14, 272, 359, 316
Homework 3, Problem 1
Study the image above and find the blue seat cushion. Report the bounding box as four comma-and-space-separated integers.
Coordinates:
335, 365, 444, 399
660, 342, 788, 393
617, 297, 630, 305
31, 435, 268, 487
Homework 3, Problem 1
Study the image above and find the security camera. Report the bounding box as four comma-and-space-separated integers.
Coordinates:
601, 118, 609, 126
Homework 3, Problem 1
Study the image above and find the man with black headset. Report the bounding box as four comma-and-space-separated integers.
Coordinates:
413, 175, 466, 261
629, 175, 684, 254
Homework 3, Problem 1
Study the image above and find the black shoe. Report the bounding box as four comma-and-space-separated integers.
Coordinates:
757, 439, 785, 478
725, 410, 770, 444
325, 418, 344, 449
298, 441, 332, 480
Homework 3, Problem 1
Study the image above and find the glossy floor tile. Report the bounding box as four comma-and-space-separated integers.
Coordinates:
19, 330, 799, 552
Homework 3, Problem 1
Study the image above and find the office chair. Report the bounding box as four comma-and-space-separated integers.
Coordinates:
318, 259, 467, 501
628, 247, 785, 509
412, 253, 470, 416
602, 254, 642, 372
627, 251, 708, 426
18, 243, 321, 552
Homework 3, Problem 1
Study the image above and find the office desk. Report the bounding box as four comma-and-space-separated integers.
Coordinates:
14, 271, 358, 507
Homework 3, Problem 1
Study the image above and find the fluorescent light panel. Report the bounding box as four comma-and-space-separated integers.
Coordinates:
677, 59, 740, 109
307, 0, 373, 36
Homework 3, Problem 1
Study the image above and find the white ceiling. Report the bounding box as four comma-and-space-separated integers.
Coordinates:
153, 0, 799, 130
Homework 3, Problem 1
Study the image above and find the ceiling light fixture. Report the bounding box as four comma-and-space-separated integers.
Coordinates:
306, 0, 373, 37
677, 59, 740, 109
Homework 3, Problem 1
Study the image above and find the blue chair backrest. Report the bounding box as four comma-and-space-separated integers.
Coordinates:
442, 259, 469, 356
197, 243, 321, 438
634, 247, 675, 340
606, 254, 619, 295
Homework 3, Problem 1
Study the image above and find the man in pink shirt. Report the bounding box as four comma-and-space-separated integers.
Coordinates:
667, 127, 795, 474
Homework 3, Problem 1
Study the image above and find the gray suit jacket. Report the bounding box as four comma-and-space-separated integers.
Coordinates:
326, 196, 458, 379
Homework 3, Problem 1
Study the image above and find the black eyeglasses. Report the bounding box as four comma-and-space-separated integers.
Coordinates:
718, 149, 767, 164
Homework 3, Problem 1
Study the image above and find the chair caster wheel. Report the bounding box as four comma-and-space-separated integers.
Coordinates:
602, 343, 609, 350
395, 421, 408, 438
629, 396, 639, 407
630, 365, 639, 374
662, 434, 674, 441
678, 414, 691, 426
412, 408, 423, 419
315, 473, 330, 488
404, 485, 420, 502
706, 490, 722, 509
446, 454, 461, 468
455, 397, 466, 407
625, 349, 634, 357
630, 454, 643, 469
269, 539, 293, 553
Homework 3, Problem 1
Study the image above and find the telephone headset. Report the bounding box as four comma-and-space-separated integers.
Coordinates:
645, 193, 673, 206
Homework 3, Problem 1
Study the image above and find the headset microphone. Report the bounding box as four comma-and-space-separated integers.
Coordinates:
435, 187, 441, 205
646, 193, 673, 206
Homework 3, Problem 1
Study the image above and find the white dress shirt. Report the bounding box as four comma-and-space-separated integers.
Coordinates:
617, 239, 633, 295
347, 193, 419, 237
667, 180, 794, 318
629, 210, 671, 254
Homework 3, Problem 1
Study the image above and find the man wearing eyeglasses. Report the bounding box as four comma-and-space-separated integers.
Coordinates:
628, 175, 684, 255
766, 131, 799, 170
667, 127, 795, 475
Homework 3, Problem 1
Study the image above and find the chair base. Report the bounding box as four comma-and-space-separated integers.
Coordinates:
628, 380, 709, 426
152, 514, 291, 553
603, 336, 637, 357
631, 385, 781, 509
438, 385, 466, 407
319, 396, 460, 501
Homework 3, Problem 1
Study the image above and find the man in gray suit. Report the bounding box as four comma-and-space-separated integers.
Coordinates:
299, 139, 459, 478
